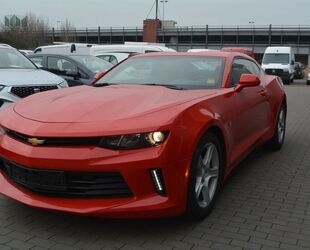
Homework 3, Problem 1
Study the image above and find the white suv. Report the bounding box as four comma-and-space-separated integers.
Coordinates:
0, 44, 68, 109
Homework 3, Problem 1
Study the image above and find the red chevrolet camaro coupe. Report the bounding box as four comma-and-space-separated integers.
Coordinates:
0, 52, 286, 220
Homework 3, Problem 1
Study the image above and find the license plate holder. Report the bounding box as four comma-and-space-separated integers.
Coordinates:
7, 162, 67, 191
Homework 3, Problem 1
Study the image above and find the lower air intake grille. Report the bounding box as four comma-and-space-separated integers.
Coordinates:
0, 158, 132, 198
11, 85, 58, 98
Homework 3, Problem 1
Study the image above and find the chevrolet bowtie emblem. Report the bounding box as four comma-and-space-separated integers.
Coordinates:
28, 138, 45, 146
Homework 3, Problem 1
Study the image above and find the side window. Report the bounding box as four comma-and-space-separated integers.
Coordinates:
248, 61, 261, 76
47, 57, 76, 75
98, 55, 110, 62
230, 59, 252, 87
109, 56, 118, 65
30, 57, 44, 67
145, 50, 159, 53
78, 69, 88, 79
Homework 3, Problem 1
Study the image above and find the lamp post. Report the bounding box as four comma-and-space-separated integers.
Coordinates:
155, 0, 159, 20
249, 21, 255, 47
57, 20, 61, 30
160, 0, 168, 22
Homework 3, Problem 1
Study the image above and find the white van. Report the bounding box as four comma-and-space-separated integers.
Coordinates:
34, 43, 175, 64
262, 46, 295, 84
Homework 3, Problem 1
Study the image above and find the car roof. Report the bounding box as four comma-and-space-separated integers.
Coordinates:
131, 51, 252, 60
29, 53, 96, 57
0, 44, 14, 49
264, 46, 291, 53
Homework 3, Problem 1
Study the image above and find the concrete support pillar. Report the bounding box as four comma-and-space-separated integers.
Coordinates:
205, 25, 209, 48
98, 26, 101, 44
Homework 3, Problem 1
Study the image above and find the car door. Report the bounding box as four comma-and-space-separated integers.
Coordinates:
46, 56, 82, 86
228, 58, 271, 164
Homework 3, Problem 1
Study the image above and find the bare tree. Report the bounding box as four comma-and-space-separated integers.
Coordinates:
0, 12, 51, 49
60, 19, 75, 42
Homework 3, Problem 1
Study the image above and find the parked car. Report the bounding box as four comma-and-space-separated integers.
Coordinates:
0, 51, 286, 220
261, 46, 295, 84
220, 47, 255, 58
19, 50, 34, 56
96, 52, 131, 65
0, 44, 68, 109
294, 62, 305, 79
28, 54, 113, 86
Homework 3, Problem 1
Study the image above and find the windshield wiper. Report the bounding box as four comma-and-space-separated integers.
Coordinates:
95, 83, 185, 90
94, 83, 119, 87
142, 83, 185, 90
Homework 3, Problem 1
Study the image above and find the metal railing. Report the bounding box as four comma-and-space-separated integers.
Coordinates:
49, 24, 310, 34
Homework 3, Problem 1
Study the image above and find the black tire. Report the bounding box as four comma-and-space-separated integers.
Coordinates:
185, 132, 223, 220
265, 104, 286, 150
307, 80, 310, 85
283, 79, 290, 85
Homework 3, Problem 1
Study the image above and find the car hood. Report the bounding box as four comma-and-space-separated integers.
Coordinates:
0, 69, 64, 86
13, 85, 218, 123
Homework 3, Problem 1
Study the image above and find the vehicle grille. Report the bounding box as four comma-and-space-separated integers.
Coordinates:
0, 158, 133, 198
11, 85, 58, 98
265, 69, 284, 77
6, 129, 102, 147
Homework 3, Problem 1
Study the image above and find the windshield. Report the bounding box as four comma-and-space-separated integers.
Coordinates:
70, 55, 113, 73
0, 48, 37, 69
96, 56, 225, 90
263, 53, 289, 64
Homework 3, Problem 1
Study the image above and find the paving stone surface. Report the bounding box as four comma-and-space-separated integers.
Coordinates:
0, 80, 309, 249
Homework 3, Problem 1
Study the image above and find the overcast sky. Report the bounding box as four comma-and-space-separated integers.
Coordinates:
0, 0, 309, 28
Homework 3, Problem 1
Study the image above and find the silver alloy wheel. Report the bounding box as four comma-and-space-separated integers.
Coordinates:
277, 108, 286, 144
195, 143, 220, 208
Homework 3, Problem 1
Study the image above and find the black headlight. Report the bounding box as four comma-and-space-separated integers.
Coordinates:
99, 131, 169, 150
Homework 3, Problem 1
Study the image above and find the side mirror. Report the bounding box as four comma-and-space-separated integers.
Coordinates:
235, 74, 261, 92
291, 60, 295, 65
65, 71, 79, 78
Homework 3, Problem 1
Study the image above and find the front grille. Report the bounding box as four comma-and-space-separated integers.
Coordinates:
265, 69, 284, 77
11, 85, 58, 98
6, 129, 102, 147
0, 158, 132, 198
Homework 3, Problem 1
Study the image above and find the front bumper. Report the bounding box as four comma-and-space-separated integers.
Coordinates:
264, 69, 291, 81
0, 133, 190, 218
